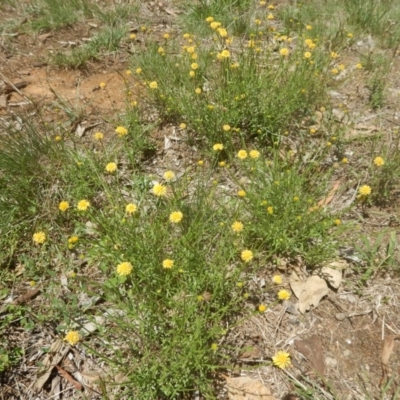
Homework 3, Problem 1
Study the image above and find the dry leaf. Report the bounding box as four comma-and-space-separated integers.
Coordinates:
226, 376, 278, 400
380, 335, 399, 387
318, 266, 342, 289
35, 340, 70, 391
0, 94, 7, 108
317, 180, 341, 207
55, 365, 83, 391
290, 275, 329, 314
295, 335, 325, 376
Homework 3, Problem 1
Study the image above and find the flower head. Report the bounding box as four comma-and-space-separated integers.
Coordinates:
211, 343, 218, 352
249, 150, 260, 159
272, 351, 291, 369
223, 124, 231, 132
278, 289, 291, 301
237, 150, 248, 160
272, 275, 282, 284
149, 81, 158, 89
163, 170, 175, 181
373, 156, 384, 167
213, 143, 224, 151
267, 206, 274, 215
59, 201, 70, 212
77, 199, 90, 211
231, 221, 244, 233
238, 190, 246, 197
163, 259, 174, 269
105, 162, 117, 173
152, 183, 167, 197
304, 51, 312, 59
126, 203, 137, 214
33, 231, 46, 245
241, 249, 253, 263
115, 126, 128, 137
258, 304, 267, 312
195, 88, 202, 94
64, 331, 80, 346
169, 211, 183, 223
359, 185, 371, 196
99, 82, 106, 89
94, 132, 104, 141
280, 48, 289, 56
117, 262, 133, 276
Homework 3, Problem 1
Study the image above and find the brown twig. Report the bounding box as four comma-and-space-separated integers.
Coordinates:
55, 365, 83, 391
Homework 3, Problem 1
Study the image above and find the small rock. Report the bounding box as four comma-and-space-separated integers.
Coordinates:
286, 302, 300, 315
343, 350, 351, 357
325, 357, 337, 367
335, 313, 346, 321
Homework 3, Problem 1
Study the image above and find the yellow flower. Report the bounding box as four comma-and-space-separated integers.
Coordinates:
359, 185, 371, 196
198, 160, 204, 166
163, 170, 175, 181
183, 33, 191, 39
210, 21, 221, 30
149, 81, 158, 89
218, 161, 226, 167
293, 196, 299, 202
126, 203, 137, 214
99, 82, 106, 89
267, 206, 273, 215
272, 275, 282, 284
117, 262, 133, 276
356, 63, 363, 69
213, 143, 224, 151
306, 25, 312, 30
223, 124, 231, 131
191, 63, 198, 70
152, 183, 167, 197
186, 46, 196, 53
238, 190, 246, 197
347, 32, 353, 38
255, 19, 262, 25
93, 131, 104, 141
115, 126, 128, 137
278, 289, 291, 300
280, 48, 289, 56
338, 63, 345, 70
237, 150, 248, 160
342, 157, 348, 164
33, 231, 46, 245
169, 211, 183, 223
195, 88, 202, 94
130, 33, 136, 40
241, 249, 253, 263
105, 162, 117, 173
267, 13, 274, 20
163, 259, 174, 269
218, 49, 230, 59
64, 331, 80, 346
54, 135, 62, 141
331, 68, 339, 75
231, 221, 244, 233
258, 304, 267, 312
217, 28, 228, 37
334, 219, 341, 225
206, 16, 214, 23
158, 46, 164, 54
136, 68, 142, 74
59, 201, 69, 212
211, 343, 218, 352
77, 199, 90, 211
163, 33, 170, 39
304, 51, 312, 59
249, 150, 260, 159
230, 62, 239, 69
330, 51, 339, 59
373, 156, 384, 167
68, 236, 78, 244
272, 350, 291, 369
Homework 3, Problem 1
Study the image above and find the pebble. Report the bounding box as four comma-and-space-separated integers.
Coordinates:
335, 312, 346, 321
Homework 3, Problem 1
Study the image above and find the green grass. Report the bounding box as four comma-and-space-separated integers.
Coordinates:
1, 0, 400, 398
